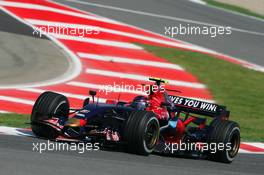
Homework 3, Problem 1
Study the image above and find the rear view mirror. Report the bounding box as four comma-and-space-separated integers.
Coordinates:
89, 90, 97, 96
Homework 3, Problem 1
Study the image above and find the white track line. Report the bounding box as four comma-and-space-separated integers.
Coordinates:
0, 96, 34, 105
64, 0, 264, 37
0, 126, 34, 137
0, 1, 121, 25
20, 86, 212, 103
238, 149, 252, 154
50, 33, 142, 49
239, 150, 264, 154
245, 142, 264, 149
85, 68, 206, 89
189, 0, 206, 5
67, 81, 146, 95
0, 110, 11, 114
25, 19, 211, 52
77, 52, 184, 70
18, 88, 107, 103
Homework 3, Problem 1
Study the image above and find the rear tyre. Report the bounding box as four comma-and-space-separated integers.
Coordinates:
124, 111, 160, 155
31, 91, 69, 139
207, 119, 240, 163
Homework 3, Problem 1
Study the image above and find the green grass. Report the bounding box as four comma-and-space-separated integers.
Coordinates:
142, 45, 264, 142
203, 0, 264, 20
0, 113, 30, 128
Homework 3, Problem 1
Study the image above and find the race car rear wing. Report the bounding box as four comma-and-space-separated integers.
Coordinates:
168, 95, 230, 118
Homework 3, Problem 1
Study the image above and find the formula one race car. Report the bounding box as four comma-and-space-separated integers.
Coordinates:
31, 78, 240, 163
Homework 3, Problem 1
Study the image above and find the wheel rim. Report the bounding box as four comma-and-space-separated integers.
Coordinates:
228, 129, 240, 158
144, 120, 159, 150
54, 101, 69, 117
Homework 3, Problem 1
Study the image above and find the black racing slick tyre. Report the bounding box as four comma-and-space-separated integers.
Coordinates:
207, 119, 240, 163
124, 111, 160, 155
31, 91, 69, 139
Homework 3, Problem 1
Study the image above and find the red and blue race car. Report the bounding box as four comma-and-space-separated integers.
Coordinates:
30, 78, 240, 163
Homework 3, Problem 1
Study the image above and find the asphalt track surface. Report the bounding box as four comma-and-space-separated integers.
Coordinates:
0, 134, 263, 175
0, 10, 69, 87
55, 0, 264, 66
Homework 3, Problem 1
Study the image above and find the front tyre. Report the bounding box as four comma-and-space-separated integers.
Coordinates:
31, 91, 69, 139
124, 111, 160, 155
207, 119, 240, 163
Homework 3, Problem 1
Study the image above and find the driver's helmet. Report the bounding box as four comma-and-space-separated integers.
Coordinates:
131, 96, 148, 110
